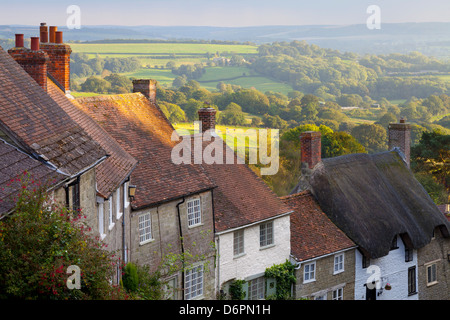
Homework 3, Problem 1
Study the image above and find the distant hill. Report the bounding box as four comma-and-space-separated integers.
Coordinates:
1, 23, 450, 58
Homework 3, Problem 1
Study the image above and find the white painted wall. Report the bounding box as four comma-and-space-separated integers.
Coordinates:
216, 214, 291, 290
354, 237, 418, 300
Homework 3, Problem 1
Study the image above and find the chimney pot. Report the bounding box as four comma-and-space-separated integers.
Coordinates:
30, 37, 40, 51
15, 34, 24, 48
55, 31, 63, 44
49, 26, 57, 43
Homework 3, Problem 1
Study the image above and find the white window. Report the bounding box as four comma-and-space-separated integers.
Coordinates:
334, 253, 345, 274
124, 182, 130, 209
108, 197, 114, 229
116, 187, 122, 219
233, 229, 245, 257
260, 221, 273, 247
98, 203, 105, 238
248, 277, 265, 300
304, 262, 316, 283
185, 265, 203, 300
187, 199, 201, 227
426, 263, 437, 286
314, 293, 327, 300
138, 212, 152, 244
332, 288, 343, 300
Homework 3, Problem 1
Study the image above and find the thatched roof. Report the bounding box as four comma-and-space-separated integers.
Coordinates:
292, 149, 450, 259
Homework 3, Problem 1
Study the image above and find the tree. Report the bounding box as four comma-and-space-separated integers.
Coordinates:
411, 130, 450, 196
81, 76, 111, 93
351, 123, 387, 153
0, 172, 124, 299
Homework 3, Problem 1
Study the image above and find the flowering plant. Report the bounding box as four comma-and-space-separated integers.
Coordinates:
0, 171, 127, 299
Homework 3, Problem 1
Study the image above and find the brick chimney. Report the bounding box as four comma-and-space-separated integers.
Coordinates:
132, 79, 157, 103
198, 107, 217, 134
388, 118, 411, 167
300, 131, 321, 169
39, 24, 72, 93
8, 34, 50, 91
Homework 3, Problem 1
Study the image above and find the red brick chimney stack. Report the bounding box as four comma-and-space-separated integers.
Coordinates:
132, 79, 157, 103
40, 24, 72, 93
388, 118, 411, 167
8, 34, 50, 91
198, 107, 217, 134
300, 131, 322, 169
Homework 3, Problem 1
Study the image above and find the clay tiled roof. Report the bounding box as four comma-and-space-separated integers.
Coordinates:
0, 138, 66, 216
190, 134, 292, 233
76, 93, 215, 209
47, 81, 137, 198
0, 46, 106, 176
281, 191, 355, 262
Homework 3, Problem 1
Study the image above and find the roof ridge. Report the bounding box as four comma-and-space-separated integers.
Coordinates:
279, 190, 311, 200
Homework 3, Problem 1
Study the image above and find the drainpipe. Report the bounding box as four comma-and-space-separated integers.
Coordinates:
176, 197, 186, 300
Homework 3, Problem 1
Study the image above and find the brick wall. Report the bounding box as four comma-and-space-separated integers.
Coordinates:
8, 47, 49, 91
294, 249, 356, 300
198, 108, 217, 134
130, 190, 216, 299
417, 227, 450, 300
388, 119, 411, 167
40, 43, 72, 92
132, 79, 157, 103
300, 131, 321, 169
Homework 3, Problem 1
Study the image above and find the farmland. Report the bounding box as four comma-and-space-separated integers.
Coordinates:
70, 42, 295, 94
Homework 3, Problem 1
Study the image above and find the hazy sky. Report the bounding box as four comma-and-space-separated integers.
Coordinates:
1, 0, 449, 27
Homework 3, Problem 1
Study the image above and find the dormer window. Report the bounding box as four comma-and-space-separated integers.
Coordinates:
390, 235, 399, 250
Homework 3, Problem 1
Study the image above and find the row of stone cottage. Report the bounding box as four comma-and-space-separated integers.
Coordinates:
0, 23, 449, 300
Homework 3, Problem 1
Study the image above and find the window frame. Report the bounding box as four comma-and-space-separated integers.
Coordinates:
333, 253, 345, 274
108, 196, 114, 230
303, 261, 316, 283
187, 198, 202, 227
408, 266, 417, 296
248, 276, 265, 300
138, 212, 152, 245
259, 221, 274, 248
233, 229, 245, 257
332, 287, 343, 300
98, 202, 105, 239
426, 262, 438, 286
185, 264, 204, 300
116, 187, 122, 219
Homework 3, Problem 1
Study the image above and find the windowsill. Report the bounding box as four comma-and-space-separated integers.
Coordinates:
426, 281, 438, 287
233, 252, 246, 259
116, 212, 123, 220
186, 294, 204, 301
408, 291, 418, 296
188, 223, 203, 229
259, 243, 275, 251
333, 269, 344, 275
100, 233, 106, 241
108, 223, 115, 231
303, 279, 316, 284
139, 238, 154, 246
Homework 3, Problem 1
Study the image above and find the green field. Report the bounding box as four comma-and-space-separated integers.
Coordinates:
71, 42, 295, 94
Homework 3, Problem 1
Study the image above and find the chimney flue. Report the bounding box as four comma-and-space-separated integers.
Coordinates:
30, 37, 40, 51
300, 131, 321, 169
15, 34, 24, 48
49, 26, 57, 43
55, 31, 63, 44
40, 23, 48, 43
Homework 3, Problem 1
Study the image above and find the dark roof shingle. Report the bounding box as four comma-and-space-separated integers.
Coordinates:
0, 45, 106, 176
